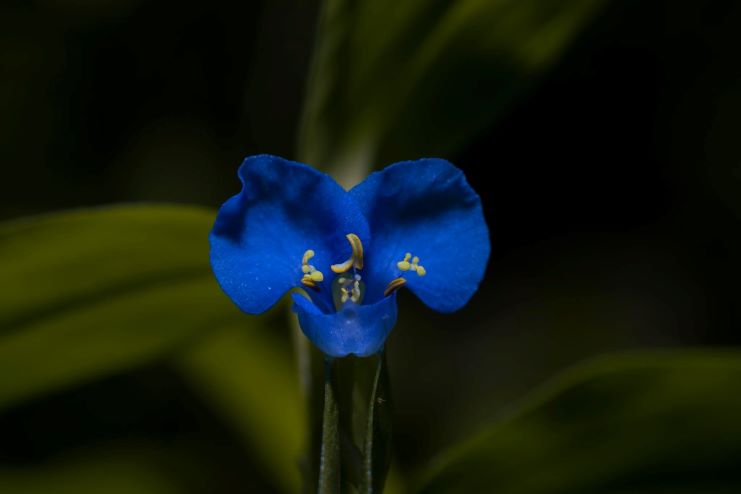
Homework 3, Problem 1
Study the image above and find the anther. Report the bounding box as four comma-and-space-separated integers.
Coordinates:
301, 249, 324, 288
397, 253, 412, 271
301, 278, 318, 290
384, 277, 407, 296
333, 272, 365, 308
396, 252, 426, 276
331, 233, 364, 273
351, 279, 361, 302
309, 270, 324, 282
331, 258, 354, 274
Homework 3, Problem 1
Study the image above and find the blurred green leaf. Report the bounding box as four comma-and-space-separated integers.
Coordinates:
299, 0, 607, 182
0, 442, 265, 494
415, 350, 741, 493
0, 451, 183, 494
0, 205, 306, 492
176, 322, 305, 494
0, 205, 223, 410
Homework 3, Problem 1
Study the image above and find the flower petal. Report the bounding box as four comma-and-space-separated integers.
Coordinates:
291, 292, 398, 357
210, 155, 368, 314
350, 158, 489, 312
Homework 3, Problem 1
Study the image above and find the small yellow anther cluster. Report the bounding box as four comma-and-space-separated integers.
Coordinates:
301, 249, 324, 289
338, 274, 362, 303
397, 253, 426, 276
384, 251, 426, 297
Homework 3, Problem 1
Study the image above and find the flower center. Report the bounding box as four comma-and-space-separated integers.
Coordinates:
332, 274, 366, 309
299, 235, 429, 302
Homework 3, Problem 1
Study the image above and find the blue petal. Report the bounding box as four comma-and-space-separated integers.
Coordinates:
210, 155, 368, 314
291, 292, 398, 357
350, 158, 489, 313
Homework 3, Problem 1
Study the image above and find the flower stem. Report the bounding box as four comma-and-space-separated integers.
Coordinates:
318, 358, 340, 493
360, 352, 392, 493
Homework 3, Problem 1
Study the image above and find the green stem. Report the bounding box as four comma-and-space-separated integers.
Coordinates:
318, 358, 340, 493
360, 352, 392, 493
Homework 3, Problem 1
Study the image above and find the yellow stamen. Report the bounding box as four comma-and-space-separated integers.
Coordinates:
351, 280, 361, 302
397, 253, 412, 271
396, 252, 426, 277
309, 270, 324, 282
347, 233, 364, 269
331, 258, 354, 274
384, 277, 407, 296
301, 249, 324, 287
301, 278, 318, 289
331, 233, 364, 273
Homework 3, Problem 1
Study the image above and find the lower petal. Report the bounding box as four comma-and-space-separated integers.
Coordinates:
291, 293, 398, 357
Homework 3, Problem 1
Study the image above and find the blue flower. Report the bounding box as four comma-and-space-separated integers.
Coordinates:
210, 155, 489, 357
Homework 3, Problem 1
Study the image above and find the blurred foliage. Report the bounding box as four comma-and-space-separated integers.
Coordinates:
177, 324, 304, 493
0, 450, 183, 494
1, 0, 741, 493
1, 206, 741, 493
298, 0, 607, 184
417, 351, 741, 494
0, 206, 303, 492
0, 206, 216, 409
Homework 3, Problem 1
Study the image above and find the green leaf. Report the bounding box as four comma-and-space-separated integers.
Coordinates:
0, 205, 306, 492
415, 350, 741, 494
298, 0, 608, 180
0, 205, 223, 410
175, 322, 305, 494
361, 352, 393, 494
0, 450, 183, 494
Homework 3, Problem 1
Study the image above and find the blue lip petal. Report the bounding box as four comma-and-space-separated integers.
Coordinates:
292, 292, 398, 357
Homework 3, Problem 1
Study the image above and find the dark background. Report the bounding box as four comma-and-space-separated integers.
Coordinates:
2, 0, 740, 491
